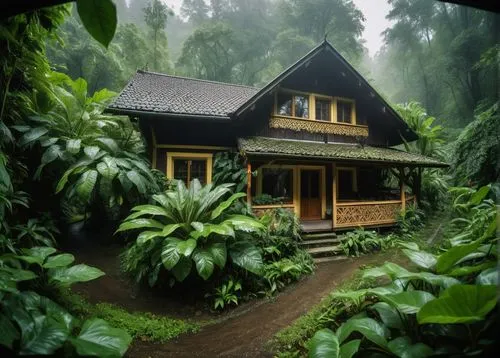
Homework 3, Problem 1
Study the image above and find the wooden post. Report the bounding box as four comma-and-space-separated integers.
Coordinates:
246, 163, 252, 206
332, 163, 337, 228
400, 168, 406, 210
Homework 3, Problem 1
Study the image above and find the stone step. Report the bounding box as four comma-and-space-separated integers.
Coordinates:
299, 238, 342, 246
306, 246, 342, 256
302, 232, 338, 240
314, 256, 348, 264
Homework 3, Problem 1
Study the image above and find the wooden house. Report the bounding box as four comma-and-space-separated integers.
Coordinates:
108, 41, 446, 232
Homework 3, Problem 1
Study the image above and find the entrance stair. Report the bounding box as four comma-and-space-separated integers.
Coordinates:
300, 232, 347, 263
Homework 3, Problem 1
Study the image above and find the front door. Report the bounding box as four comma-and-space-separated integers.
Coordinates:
300, 169, 321, 220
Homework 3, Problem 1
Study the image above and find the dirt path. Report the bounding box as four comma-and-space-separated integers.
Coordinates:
127, 255, 384, 358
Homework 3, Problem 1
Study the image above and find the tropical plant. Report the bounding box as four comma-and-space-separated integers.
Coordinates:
340, 229, 384, 257
397, 204, 425, 237
261, 208, 302, 240
252, 194, 287, 206
263, 251, 314, 294
118, 179, 265, 285
308, 188, 498, 357
209, 277, 243, 310
0, 247, 131, 356
212, 151, 251, 193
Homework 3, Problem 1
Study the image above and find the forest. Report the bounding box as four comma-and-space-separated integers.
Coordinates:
0, 0, 498, 357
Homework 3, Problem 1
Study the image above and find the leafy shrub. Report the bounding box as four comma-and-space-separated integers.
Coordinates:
252, 193, 287, 205
261, 207, 301, 240
212, 151, 250, 193
397, 204, 425, 237
208, 277, 243, 310
263, 251, 314, 294
308, 187, 498, 358
0, 248, 131, 356
340, 229, 388, 257
119, 179, 264, 286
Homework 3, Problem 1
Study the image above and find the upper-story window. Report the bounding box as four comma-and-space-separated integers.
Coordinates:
277, 93, 309, 118
275, 90, 357, 125
315, 98, 331, 122
337, 99, 354, 124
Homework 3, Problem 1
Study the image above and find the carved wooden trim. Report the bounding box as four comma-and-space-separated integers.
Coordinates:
270, 116, 369, 137
335, 201, 401, 227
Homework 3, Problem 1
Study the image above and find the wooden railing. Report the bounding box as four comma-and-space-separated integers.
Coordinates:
335, 200, 402, 228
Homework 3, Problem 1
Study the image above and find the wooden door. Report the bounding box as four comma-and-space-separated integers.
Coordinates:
300, 170, 321, 220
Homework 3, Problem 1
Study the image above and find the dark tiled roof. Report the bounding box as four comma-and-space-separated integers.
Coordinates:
108, 70, 259, 117
238, 137, 448, 167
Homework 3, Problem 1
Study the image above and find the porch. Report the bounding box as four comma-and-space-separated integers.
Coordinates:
239, 137, 444, 231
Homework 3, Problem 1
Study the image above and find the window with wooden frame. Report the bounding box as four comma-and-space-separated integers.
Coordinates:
276, 92, 309, 118
336, 167, 358, 201
315, 98, 331, 121
166, 152, 213, 188
336, 99, 355, 124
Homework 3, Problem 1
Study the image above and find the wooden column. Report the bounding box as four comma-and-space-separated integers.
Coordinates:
332, 163, 337, 228
246, 163, 252, 206
400, 168, 406, 209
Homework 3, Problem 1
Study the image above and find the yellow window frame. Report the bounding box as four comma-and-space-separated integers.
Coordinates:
166, 152, 213, 186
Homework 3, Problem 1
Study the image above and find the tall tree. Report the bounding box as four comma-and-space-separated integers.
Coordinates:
143, 0, 173, 71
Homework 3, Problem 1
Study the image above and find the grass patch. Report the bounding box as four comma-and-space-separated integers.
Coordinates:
269, 268, 374, 356
60, 292, 200, 343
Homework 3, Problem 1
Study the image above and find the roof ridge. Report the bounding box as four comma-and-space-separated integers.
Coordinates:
136, 70, 261, 90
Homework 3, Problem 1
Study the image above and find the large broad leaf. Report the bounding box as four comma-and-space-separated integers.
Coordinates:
76, 0, 117, 48
339, 339, 361, 358
126, 170, 147, 194
387, 336, 433, 358
23, 247, 57, 264
402, 249, 437, 270
84, 146, 101, 159
0, 313, 19, 349
171, 256, 192, 282
308, 328, 339, 358
116, 218, 164, 233
192, 248, 215, 280
379, 291, 436, 314
337, 317, 388, 348
417, 284, 497, 324
190, 223, 235, 239
435, 237, 487, 274
207, 242, 227, 269
371, 302, 404, 330
41, 144, 63, 165
76, 170, 98, 202
210, 192, 246, 220
161, 238, 182, 270
363, 262, 411, 280
66, 139, 82, 154
127, 205, 170, 219
469, 185, 490, 205
43, 254, 75, 269
224, 215, 264, 233
229, 241, 263, 275
476, 267, 498, 285
399, 271, 460, 289
447, 260, 496, 277
136, 224, 180, 245
177, 239, 197, 257
20, 127, 48, 146
49, 264, 105, 286
70, 318, 131, 357
96, 161, 118, 180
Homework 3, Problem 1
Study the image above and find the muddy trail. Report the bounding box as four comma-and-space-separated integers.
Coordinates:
127, 255, 383, 358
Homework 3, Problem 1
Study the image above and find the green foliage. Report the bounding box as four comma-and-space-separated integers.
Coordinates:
340, 229, 392, 257
397, 204, 425, 237
0, 250, 131, 356
306, 188, 498, 357
119, 179, 264, 285
263, 251, 314, 294
451, 102, 500, 186
75, 0, 117, 48
212, 151, 250, 193
208, 277, 242, 310
252, 194, 287, 206
260, 208, 302, 240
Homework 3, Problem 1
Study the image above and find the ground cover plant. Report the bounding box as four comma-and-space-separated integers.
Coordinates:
307, 186, 497, 358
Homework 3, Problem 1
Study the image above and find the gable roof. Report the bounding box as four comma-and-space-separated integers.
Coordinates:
239, 137, 447, 168
107, 70, 259, 118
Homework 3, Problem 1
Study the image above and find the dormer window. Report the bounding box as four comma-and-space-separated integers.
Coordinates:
277, 93, 309, 118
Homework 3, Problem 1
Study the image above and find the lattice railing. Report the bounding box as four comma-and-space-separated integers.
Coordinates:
270, 116, 369, 137
335, 200, 402, 227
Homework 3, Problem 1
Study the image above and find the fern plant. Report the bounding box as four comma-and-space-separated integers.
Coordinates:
340, 229, 382, 257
